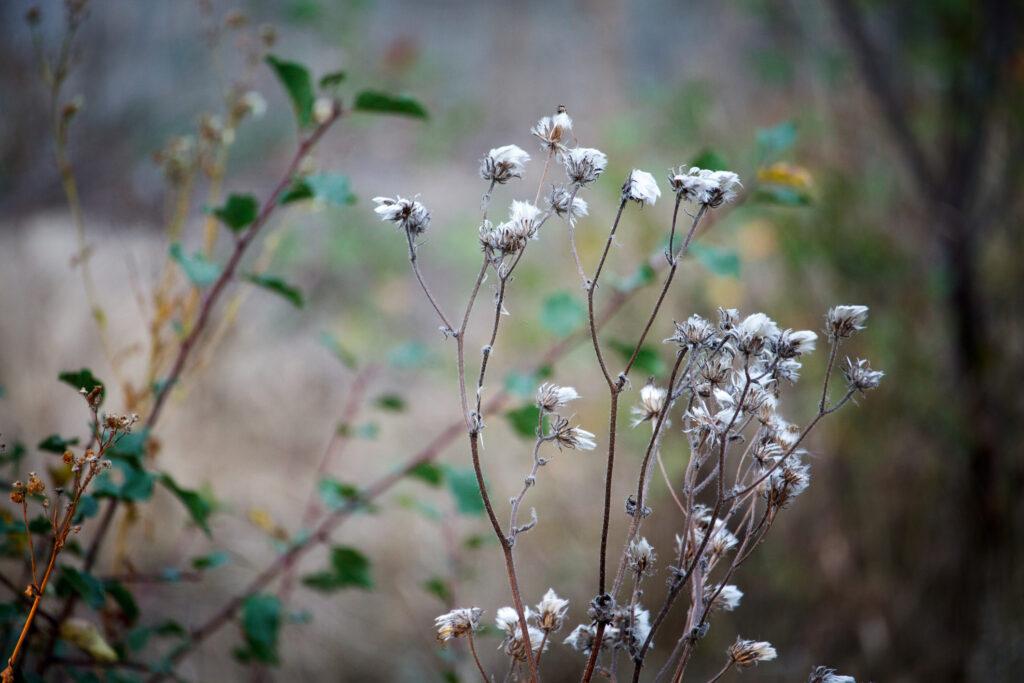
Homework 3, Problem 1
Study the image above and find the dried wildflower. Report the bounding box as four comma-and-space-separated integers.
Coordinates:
554, 423, 597, 451
631, 382, 668, 428
495, 606, 529, 634
622, 169, 661, 206
535, 588, 569, 632
668, 166, 718, 204
669, 314, 716, 348
762, 458, 811, 509
826, 305, 869, 340
373, 195, 431, 236
705, 170, 742, 207
718, 306, 740, 332
563, 147, 608, 186
771, 329, 818, 359
843, 357, 884, 392
480, 144, 530, 184
233, 91, 267, 121
627, 537, 656, 576
547, 185, 589, 224
736, 312, 780, 355
612, 605, 652, 655
496, 607, 546, 660
26, 472, 45, 496
9, 481, 25, 504
728, 637, 777, 668
532, 108, 573, 152
705, 584, 743, 612
62, 450, 74, 465
808, 666, 857, 683
434, 607, 483, 642
507, 200, 542, 238
536, 383, 580, 412
564, 623, 619, 656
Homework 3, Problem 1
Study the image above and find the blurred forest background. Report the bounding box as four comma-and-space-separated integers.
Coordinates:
1, 1, 1021, 681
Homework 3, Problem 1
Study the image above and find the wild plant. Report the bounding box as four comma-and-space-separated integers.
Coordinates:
377, 108, 881, 682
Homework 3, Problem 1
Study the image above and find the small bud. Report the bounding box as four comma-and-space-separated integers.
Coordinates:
313, 97, 337, 125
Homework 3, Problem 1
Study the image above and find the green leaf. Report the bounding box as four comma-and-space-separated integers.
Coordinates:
374, 393, 406, 412
503, 365, 553, 399
756, 121, 798, 161
318, 331, 358, 370
192, 551, 230, 571
608, 340, 666, 376
266, 55, 315, 128
394, 493, 443, 521
617, 262, 657, 293
105, 580, 139, 623
57, 566, 106, 610
302, 546, 373, 591
353, 90, 428, 119
690, 243, 741, 279
280, 173, 356, 207
93, 461, 156, 502
540, 292, 586, 337
388, 341, 433, 369
159, 473, 213, 536
751, 185, 812, 207
319, 71, 347, 89
244, 274, 304, 308
73, 494, 99, 524
422, 577, 451, 604
690, 149, 730, 171
443, 465, 484, 517
58, 368, 104, 399
106, 430, 148, 467
38, 434, 79, 454
505, 404, 543, 439
169, 243, 221, 288
209, 194, 259, 233
406, 461, 443, 487
317, 478, 360, 511
235, 594, 281, 664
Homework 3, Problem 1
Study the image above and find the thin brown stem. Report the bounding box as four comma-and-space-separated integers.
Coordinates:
467, 631, 490, 683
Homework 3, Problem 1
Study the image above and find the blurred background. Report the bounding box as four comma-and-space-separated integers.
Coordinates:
1, 1, 1021, 681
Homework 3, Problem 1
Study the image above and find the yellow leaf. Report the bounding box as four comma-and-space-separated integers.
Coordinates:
756, 162, 813, 190
60, 618, 118, 663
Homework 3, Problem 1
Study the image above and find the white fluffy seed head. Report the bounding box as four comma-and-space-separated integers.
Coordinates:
623, 169, 661, 206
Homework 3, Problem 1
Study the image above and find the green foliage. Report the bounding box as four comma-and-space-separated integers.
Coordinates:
388, 341, 434, 369
318, 331, 358, 370
422, 576, 451, 604
690, 243, 741, 278
56, 566, 106, 610
106, 430, 148, 466
266, 55, 315, 128
302, 546, 373, 591
244, 273, 304, 308
407, 461, 443, 487
442, 465, 485, 516
93, 460, 156, 503
124, 620, 187, 654
756, 120, 798, 162
616, 262, 657, 293
353, 90, 428, 119
505, 404, 543, 439
105, 580, 139, 623
503, 364, 553, 399
374, 393, 406, 411
280, 173, 356, 207
317, 477, 361, 511
210, 194, 259, 232
690, 149, 730, 171
235, 594, 282, 664
608, 340, 666, 376
318, 71, 346, 89
191, 550, 230, 571
58, 368, 104, 398
37, 434, 79, 453
169, 243, 221, 288
540, 291, 586, 337
159, 473, 213, 536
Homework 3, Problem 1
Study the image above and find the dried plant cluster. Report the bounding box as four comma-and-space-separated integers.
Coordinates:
376, 108, 881, 682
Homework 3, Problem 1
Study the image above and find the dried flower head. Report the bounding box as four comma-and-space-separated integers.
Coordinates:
373, 195, 431, 236
532, 108, 573, 152
762, 458, 811, 509
705, 584, 743, 612
536, 383, 581, 412
547, 185, 589, 224
771, 329, 818, 359
496, 607, 546, 660
843, 357, 884, 392
826, 305, 869, 340
737, 312, 780, 355
808, 665, 857, 683
669, 314, 716, 348
668, 166, 718, 204
631, 382, 668, 428
564, 623, 619, 656
434, 607, 483, 642
26, 472, 45, 496
535, 588, 569, 632
480, 144, 530, 184
705, 170, 742, 207
627, 537, 656, 576
728, 637, 778, 668
623, 169, 661, 206
563, 147, 608, 186
9, 480, 25, 504
554, 422, 597, 451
